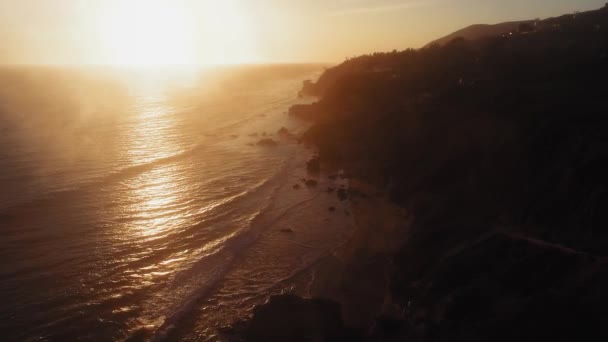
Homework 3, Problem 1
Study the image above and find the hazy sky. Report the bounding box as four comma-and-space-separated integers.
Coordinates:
0, 0, 605, 65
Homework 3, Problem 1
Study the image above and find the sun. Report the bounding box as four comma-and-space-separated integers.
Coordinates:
97, 0, 196, 66
96, 0, 261, 67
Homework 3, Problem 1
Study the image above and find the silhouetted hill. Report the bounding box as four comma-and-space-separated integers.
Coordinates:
426, 3, 608, 48
231, 5, 608, 341
424, 21, 532, 48
299, 5, 608, 100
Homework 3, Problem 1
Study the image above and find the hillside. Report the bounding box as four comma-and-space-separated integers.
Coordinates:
425, 3, 608, 48
424, 20, 532, 47
229, 5, 608, 341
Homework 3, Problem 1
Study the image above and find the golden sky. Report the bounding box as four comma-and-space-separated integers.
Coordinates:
0, 0, 605, 66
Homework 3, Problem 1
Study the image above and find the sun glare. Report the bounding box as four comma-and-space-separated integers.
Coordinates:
96, 0, 260, 66
97, 0, 196, 66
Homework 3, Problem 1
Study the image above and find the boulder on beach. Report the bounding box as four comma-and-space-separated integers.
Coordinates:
337, 189, 349, 201
307, 157, 321, 174
305, 179, 318, 187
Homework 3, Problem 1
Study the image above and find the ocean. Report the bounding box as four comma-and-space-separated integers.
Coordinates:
0, 65, 353, 341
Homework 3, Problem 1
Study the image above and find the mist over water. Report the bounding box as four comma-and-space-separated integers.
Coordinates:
0, 65, 353, 341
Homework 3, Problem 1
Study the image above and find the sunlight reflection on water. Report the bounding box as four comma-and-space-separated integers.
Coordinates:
107, 74, 202, 288
117, 72, 199, 239
0, 65, 329, 341
126, 92, 186, 165
125, 166, 191, 239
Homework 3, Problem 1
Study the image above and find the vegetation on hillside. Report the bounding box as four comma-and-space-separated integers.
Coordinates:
294, 5, 608, 252
231, 6, 608, 341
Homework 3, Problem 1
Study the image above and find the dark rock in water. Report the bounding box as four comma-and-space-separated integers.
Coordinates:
305, 179, 318, 187
224, 294, 358, 342
280, 228, 294, 233
337, 189, 349, 201
307, 157, 321, 174
293, 184, 301, 190
256, 138, 278, 147
277, 127, 295, 139
329, 206, 337, 212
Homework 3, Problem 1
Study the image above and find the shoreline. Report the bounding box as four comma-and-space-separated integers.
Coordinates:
306, 177, 409, 324
219, 168, 410, 340
162, 143, 356, 341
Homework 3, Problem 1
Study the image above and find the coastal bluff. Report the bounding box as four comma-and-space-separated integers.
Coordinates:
226, 5, 608, 341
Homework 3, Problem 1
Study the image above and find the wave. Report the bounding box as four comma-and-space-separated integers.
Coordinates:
146, 151, 320, 341
0, 90, 298, 218
0, 119, 291, 222
0, 66, 327, 342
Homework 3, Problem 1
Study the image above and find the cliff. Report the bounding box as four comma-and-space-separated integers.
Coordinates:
229, 5, 608, 341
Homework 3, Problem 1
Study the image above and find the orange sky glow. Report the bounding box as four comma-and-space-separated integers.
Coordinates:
0, 0, 605, 66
